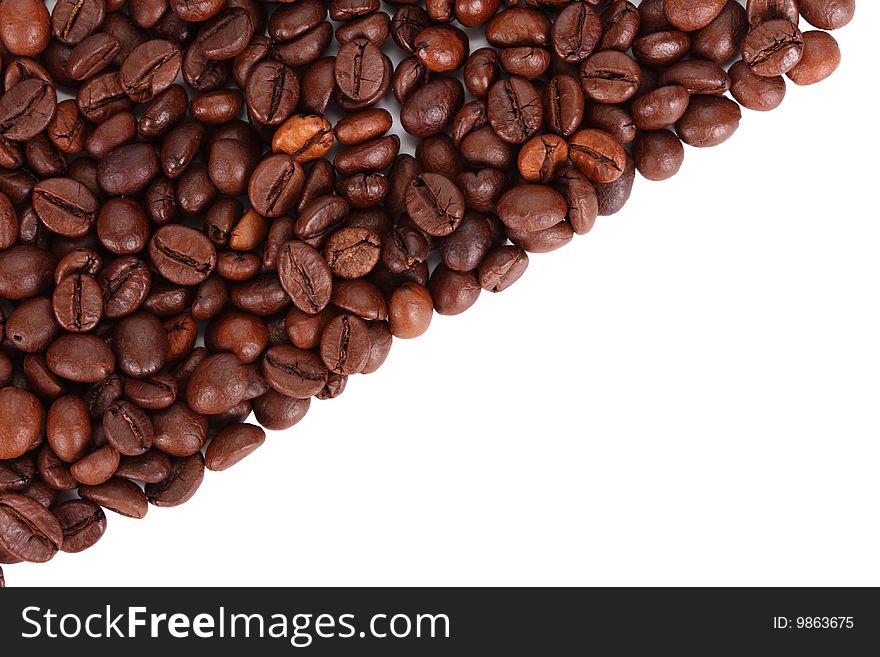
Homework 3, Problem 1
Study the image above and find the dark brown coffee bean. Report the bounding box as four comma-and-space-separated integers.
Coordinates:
388, 282, 433, 339
68, 32, 121, 81
53, 273, 103, 333
487, 76, 542, 144
80, 476, 148, 518
0, 388, 43, 461
787, 30, 841, 85
799, 0, 854, 30
728, 60, 786, 111
568, 129, 628, 184
152, 403, 209, 457
479, 245, 529, 293
747, 0, 800, 28
205, 423, 265, 471
401, 77, 464, 138
113, 312, 167, 379
0, 494, 63, 562
0, 0, 51, 57
186, 352, 250, 414
54, 498, 106, 553
580, 50, 641, 104
115, 449, 172, 483
70, 445, 119, 486
631, 85, 691, 131
741, 19, 804, 77
665, 0, 727, 31
124, 375, 178, 410
320, 314, 371, 375
32, 177, 98, 237
676, 95, 742, 147
97, 143, 160, 196
633, 130, 686, 181
99, 256, 151, 319
0, 80, 57, 142
406, 173, 465, 237
544, 74, 584, 137
149, 224, 217, 286
262, 345, 327, 399
315, 222, 378, 277
248, 154, 305, 218
120, 39, 182, 103
253, 391, 310, 431
277, 240, 333, 315
51, 0, 104, 46
139, 84, 188, 139
246, 60, 299, 125
552, 2, 602, 62
46, 334, 115, 383
658, 60, 731, 94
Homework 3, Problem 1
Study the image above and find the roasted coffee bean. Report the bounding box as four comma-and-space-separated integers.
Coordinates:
0, 494, 63, 562
152, 403, 209, 457
487, 77, 542, 144
0, 0, 51, 57
124, 375, 178, 410
406, 173, 465, 237
205, 423, 265, 471
149, 225, 217, 286
568, 129, 628, 184
262, 345, 327, 399
0, 80, 57, 142
518, 135, 569, 183
99, 257, 151, 319
799, 0, 854, 30
248, 154, 304, 218
544, 74, 585, 137
79, 477, 148, 518
272, 115, 334, 163
580, 50, 641, 104
115, 450, 172, 483
676, 95, 742, 147
463, 47, 499, 99
32, 177, 98, 237
633, 130, 686, 181
52, 273, 103, 333
388, 282, 433, 339
552, 2, 603, 62
54, 498, 106, 553
665, 0, 727, 31
747, 0, 800, 28
479, 245, 529, 293
728, 60, 787, 111
658, 60, 731, 94
253, 391, 310, 431
401, 77, 464, 138
631, 85, 691, 131
187, 352, 250, 414
46, 334, 115, 383
277, 240, 333, 314
324, 228, 382, 279
741, 19, 804, 77
139, 85, 188, 139
787, 31, 841, 85
246, 60, 299, 125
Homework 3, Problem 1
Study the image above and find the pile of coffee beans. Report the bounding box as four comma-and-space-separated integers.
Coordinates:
0, 0, 854, 583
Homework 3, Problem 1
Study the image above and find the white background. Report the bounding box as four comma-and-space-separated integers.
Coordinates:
12, 1, 880, 586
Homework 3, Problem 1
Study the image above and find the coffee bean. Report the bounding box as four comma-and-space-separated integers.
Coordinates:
786, 30, 841, 85
54, 499, 106, 553
32, 177, 98, 237
479, 245, 529, 293
205, 423, 265, 471
152, 403, 209, 457
253, 391, 310, 431
487, 77, 542, 144
406, 173, 465, 237
187, 352, 250, 414
0, 388, 43, 461
245, 60, 299, 126
0, 494, 63, 562
262, 345, 327, 399
79, 476, 148, 518
552, 2, 602, 62
568, 129, 628, 184
53, 273, 103, 332
46, 334, 115, 383
0, 79, 57, 142
742, 19, 804, 77
149, 225, 217, 286
324, 228, 382, 279
248, 154, 304, 218
277, 240, 333, 314
633, 130, 686, 181
800, 0, 854, 30
676, 95, 742, 147
665, 0, 727, 31
120, 40, 182, 103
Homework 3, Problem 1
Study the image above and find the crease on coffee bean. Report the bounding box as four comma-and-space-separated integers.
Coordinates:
34, 188, 96, 224
569, 143, 623, 173
61, 508, 105, 539
265, 353, 324, 382
326, 238, 379, 269
58, 0, 87, 41
749, 24, 804, 66
153, 238, 213, 274
125, 49, 180, 100
0, 83, 49, 135
0, 504, 56, 554
334, 317, 351, 372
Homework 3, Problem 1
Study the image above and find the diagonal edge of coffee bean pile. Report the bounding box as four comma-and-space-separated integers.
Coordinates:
0, 0, 855, 585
